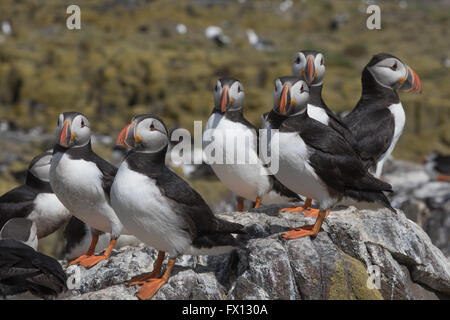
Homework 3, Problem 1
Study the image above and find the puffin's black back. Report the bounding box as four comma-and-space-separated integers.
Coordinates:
0, 239, 67, 299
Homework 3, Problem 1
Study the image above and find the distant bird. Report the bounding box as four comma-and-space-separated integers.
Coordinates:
203, 78, 301, 211
205, 26, 230, 47
0, 218, 67, 299
343, 53, 422, 178
246, 29, 273, 51
290, 50, 358, 216
0, 151, 71, 238
63, 216, 140, 261
112, 114, 245, 300
423, 151, 450, 182
265, 77, 395, 240
50, 112, 123, 268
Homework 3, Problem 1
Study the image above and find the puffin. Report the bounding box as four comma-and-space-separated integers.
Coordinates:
343, 53, 422, 178
50, 112, 123, 268
111, 114, 245, 300
0, 151, 71, 238
203, 77, 301, 211
0, 218, 67, 299
265, 76, 395, 240
288, 50, 359, 215
423, 151, 450, 182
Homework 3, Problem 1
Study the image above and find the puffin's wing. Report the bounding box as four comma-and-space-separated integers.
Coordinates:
155, 168, 243, 238
283, 117, 393, 207
344, 108, 395, 169
89, 152, 118, 197
435, 155, 450, 175
0, 185, 37, 229
322, 106, 360, 154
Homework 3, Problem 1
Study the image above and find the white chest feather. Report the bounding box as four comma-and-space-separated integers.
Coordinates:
111, 163, 191, 256
373, 103, 406, 177
203, 114, 271, 200
49, 152, 120, 234
29, 193, 71, 238
307, 104, 329, 125
274, 132, 332, 205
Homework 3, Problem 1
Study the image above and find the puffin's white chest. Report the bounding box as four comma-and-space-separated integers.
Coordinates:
49, 152, 117, 233
373, 103, 406, 177
307, 104, 329, 126
274, 132, 331, 204
203, 114, 271, 200
111, 163, 190, 256
29, 193, 71, 238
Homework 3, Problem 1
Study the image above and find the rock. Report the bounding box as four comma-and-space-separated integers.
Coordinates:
60, 205, 450, 300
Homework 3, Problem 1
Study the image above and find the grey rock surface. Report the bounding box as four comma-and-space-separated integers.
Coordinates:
59, 205, 450, 300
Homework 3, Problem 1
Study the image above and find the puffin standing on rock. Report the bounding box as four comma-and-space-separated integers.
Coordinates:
0, 151, 71, 238
423, 151, 450, 182
265, 77, 395, 240
0, 218, 67, 299
343, 53, 422, 178
203, 78, 301, 211
111, 114, 245, 300
50, 112, 123, 268
288, 50, 359, 215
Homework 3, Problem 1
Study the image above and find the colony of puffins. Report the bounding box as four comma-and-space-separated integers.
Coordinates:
0, 50, 424, 299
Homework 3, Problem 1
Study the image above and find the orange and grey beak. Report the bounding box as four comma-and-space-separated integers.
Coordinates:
303, 55, 316, 85
279, 85, 291, 115
220, 86, 229, 113
116, 121, 137, 148
59, 120, 72, 147
399, 66, 422, 93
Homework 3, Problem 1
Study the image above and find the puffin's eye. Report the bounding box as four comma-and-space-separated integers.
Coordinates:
81, 119, 85, 128
238, 86, 242, 93
149, 123, 155, 131
214, 84, 218, 91
300, 85, 304, 93
391, 62, 398, 71
320, 58, 324, 66
295, 56, 301, 64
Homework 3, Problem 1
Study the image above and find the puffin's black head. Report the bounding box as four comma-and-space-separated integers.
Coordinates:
272, 76, 309, 116
365, 53, 422, 93
28, 151, 53, 182
213, 77, 245, 113
117, 114, 169, 153
292, 50, 326, 86
55, 112, 91, 148
0, 218, 38, 250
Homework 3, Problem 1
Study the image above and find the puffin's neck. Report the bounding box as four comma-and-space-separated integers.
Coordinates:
359, 68, 399, 107
267, 109, 288, 129
224, 109, 245, 122
26, 172, 53, 193
125, 147, 167, 175
54, 141, 93, 159
309, 84, 325, 108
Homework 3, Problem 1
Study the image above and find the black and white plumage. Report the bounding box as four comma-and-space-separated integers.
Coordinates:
111, 114, 245, 300
50, 111, 123, 268
343, 53, 422, 177
0, 151, 71, 238
0, 218, 67, 299
291, 50, 358, 151
203, 78, 301, 211
265, 77, 395, 240
423, 151, 450, 181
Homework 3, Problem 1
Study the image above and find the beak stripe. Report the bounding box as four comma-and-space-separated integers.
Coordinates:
60, 120, 70, 146
116, 123, 131, 146
221, 87, 228, 113
280, 85, 288, 115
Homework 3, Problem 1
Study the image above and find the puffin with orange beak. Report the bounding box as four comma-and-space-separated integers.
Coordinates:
264, 76, 395, 240
290, 51, 359, 216
344, 53, 423, 178
49, 112, 124, 268
203, 78, 301, 212
111, 114, 245, 300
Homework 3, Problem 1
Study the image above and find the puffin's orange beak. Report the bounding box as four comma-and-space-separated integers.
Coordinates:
221, 86, 228, 113
59, 120, 71, 147
400, 66, 422, 94
116, 123, 131, 147
304, 56, 315, 85
279, 85, 289, 115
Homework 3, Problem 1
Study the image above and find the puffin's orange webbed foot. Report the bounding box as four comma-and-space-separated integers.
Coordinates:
67, 254, 93, 267
136, 278, 168, 300
437, 175, 450, 182
77, 254, 109, 268
279, 206, 306, 213
282, 225, 316, 240
304, 208, 329, 217
125, 272, 159, 286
